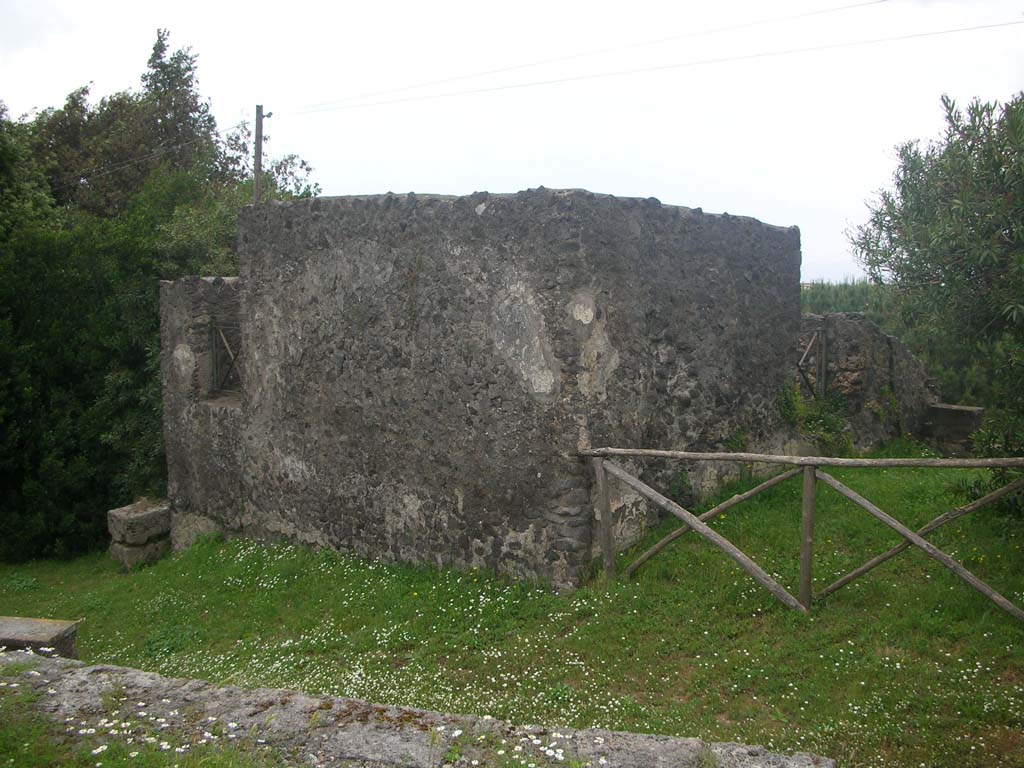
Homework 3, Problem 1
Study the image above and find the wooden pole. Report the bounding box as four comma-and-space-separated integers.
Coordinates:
815, 470, 1024, 623
818, 475, 1024, 599
578, 448, 1024, 469
254, 104, 264, 204
817, 318, 828, 398
623, 468, 801, 578
591, 458, 615, 580
601, 460, 806, 612
800, 465, 816, 609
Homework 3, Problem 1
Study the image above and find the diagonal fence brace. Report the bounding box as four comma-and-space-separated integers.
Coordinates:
819, 475, 1024, 600
624, 468, 802, 578
600, 460, 806, 612
815, 470, 1024, 623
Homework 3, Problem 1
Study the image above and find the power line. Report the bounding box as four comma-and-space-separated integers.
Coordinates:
290, 20, 1024, 117
287, 0, 891, 116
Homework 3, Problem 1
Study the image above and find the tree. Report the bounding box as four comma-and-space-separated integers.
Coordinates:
0, 30, 319, 561
30, 30, 221, 216
851, 93, 1024, 409
0, 102, 52, 237
851, 93, 1024, 488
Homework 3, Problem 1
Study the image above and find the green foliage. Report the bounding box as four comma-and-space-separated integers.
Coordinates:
850, 93, 1024, 411
965, 344, 1024, 515
800, 277, 894, 322
0, 103, 52, 238
0, 31, 318, 561
777, 383, 851, 456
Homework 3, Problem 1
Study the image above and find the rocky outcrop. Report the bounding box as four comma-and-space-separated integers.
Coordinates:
1, 650, 832, 768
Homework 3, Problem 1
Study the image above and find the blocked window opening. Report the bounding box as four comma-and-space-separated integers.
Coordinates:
211, 324, 241, 393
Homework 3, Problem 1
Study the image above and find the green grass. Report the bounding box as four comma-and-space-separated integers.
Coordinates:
2, 441, 1023, 768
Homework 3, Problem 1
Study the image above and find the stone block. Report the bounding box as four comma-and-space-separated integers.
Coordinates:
0, 616, 79, 658
110, 539, 170, 569
107, 499, 171, 545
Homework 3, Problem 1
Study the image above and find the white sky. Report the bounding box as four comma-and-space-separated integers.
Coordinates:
1, 0, 1021, 279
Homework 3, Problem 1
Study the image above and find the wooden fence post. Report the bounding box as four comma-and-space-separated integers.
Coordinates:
817, 318, 828, 398
800, 465, 816, 609
591, 458, 615, 581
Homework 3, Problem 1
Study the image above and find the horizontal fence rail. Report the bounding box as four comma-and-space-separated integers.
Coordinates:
584, 447, 1024, 623
580, 447, 1024, 468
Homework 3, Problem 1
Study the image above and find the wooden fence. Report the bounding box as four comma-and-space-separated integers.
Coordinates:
580, 448, 1024, 622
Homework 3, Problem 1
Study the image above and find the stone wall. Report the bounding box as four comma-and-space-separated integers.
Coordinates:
160, 276, 244, 548
798, 313, 938, 447
162, 189, 801, 589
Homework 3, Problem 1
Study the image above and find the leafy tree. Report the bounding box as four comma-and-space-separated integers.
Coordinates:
0, 102, 52, 236
850, 93, 1024, 412
851, 93, 1024, 512
30, 29, 221, 217
0, 30, 318, 561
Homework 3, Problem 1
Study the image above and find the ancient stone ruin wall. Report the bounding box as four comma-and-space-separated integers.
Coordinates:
160, 276, 244, 548
161, 189, 801, 589
798, 312, 938, 447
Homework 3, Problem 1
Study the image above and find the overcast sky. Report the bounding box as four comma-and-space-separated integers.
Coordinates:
2, 0, 1021, 279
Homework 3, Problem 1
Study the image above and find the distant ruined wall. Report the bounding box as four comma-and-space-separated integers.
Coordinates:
798, 313, 938, 447
161, 189, 801, 589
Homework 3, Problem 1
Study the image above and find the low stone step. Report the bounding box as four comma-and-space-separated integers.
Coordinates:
0, 616, 80, 658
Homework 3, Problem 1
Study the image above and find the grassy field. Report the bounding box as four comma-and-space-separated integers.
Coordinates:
2, 442, 1023, 767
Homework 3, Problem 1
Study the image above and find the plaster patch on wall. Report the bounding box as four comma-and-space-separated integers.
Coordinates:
492, 280, 560, 399
277, 452, 312, 483
578, 317, 620, 401
568, 291, 596, 325
576, 414, 592, 452
379, 487, 447, 563
172, 343, 196, 384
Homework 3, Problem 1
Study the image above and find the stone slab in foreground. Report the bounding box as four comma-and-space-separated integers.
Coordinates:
0, 616, 79, 658
0, 650, 833, 768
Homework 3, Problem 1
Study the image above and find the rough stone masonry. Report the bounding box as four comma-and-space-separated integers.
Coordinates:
161, 188, 801, 589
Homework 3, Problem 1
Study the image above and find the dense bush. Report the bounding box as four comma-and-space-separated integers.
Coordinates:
0, 31, 317, 561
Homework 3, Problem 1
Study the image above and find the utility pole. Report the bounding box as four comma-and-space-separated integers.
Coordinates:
254, 104, 265, 203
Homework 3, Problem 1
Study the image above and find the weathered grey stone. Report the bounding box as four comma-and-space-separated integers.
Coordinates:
163, 189, 802, 589
109, 538, 170, 569
159, 276, 244, 541
170, 510, 222, 550
0, 617, 79, 658
0, 651, 834, 768
797, 313, 938, 448
107, 499, 171, 545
